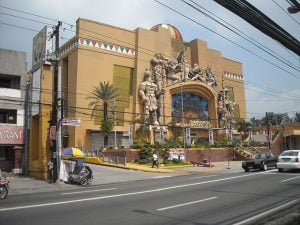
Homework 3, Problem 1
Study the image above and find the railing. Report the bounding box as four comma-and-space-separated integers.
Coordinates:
84, 150, 126, 166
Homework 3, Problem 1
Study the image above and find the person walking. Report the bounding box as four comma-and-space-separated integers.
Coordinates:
152, 152, 159, 168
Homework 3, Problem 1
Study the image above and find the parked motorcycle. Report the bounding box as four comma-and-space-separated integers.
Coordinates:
0, 178, 9, 199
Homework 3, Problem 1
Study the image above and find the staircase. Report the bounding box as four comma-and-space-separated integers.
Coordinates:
234, 145, 261, 159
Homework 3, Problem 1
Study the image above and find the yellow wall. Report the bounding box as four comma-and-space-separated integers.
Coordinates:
29, 64, 53, 179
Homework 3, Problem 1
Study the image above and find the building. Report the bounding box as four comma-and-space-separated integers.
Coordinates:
29, 19, 246, 178
0, 48, 27, 173
58, 19, 246, 149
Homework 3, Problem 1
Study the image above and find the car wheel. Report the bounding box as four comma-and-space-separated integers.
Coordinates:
262, 163, 268, 171
278, 168, 283, 173
244, 167, 249, 172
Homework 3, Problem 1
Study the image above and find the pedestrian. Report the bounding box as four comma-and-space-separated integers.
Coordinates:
47, 159, 54, 183
152, 152, 159, 168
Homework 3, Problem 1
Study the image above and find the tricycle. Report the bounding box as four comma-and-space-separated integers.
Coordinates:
67, 165, 93, 186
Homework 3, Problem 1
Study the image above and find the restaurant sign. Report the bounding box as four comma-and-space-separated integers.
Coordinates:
189, 120, 211, 128
0, 126, 24, 144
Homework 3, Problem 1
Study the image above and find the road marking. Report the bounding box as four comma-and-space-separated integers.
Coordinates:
233, 199, 300, 225
281, 176, 300, 182
190, 175, 218, 180
0, 173, 262, 212
61, 188, 117, 195
157, 197, 218, 211
152, 175, 172, 179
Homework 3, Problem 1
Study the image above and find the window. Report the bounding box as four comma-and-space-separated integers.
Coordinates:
113, 65, 134, 126
0, 109, 17, 124
0, 74, 21, 89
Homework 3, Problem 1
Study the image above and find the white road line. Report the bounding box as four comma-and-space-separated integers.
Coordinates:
157, 197, 218, 211
61, 188, 117, 195
0, 173, 260, 212
190, 175, 218, 180
152, 175, 172, 179
281, 176, 300, 182
233, 199, 300, 225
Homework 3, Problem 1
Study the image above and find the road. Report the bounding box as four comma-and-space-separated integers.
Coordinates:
1, 169, 299, 225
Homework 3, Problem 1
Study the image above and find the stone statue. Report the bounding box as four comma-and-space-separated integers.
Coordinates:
188, 63, 206, 82
217, 89, 235, 128
139, 69, 161, 126
165, 59, 182, 83
205, 67, 217, 87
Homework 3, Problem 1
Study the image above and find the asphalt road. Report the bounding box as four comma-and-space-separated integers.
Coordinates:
1, 169, 299, 225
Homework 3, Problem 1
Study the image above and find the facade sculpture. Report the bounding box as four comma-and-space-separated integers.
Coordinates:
217, 88, 235, 129
139, 51, 222, 126
138, 69, 161, 126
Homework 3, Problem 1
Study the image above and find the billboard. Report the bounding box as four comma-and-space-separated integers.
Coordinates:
32, 26, 52, 69
31, 68, 41, 116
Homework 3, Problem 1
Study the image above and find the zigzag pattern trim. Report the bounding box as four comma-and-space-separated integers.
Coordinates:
79, 38, 135, 56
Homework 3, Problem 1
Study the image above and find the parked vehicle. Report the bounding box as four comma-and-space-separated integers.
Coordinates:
0, 177, 9, 199
67, 165, 93, 186
242, 152, 277, 172
277, 150, 300, 172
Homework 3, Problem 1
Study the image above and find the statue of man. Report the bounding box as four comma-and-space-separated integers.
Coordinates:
139, 69, 160, 126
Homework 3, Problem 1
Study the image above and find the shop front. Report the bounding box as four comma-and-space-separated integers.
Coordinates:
0, 125, 24, 172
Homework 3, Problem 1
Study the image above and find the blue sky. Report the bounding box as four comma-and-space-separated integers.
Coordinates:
0, 0, 299, 119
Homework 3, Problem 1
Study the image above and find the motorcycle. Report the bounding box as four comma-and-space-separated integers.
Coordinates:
0, 177, 9, 199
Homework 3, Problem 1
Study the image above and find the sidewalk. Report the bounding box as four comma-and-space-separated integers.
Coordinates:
7, 161, 243, 195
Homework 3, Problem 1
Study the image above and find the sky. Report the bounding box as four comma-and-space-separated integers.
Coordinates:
0, 0, 299, 120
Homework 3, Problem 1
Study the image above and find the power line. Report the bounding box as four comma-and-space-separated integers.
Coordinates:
153, 0, 300, 79
182, 0, 300, 72
1, 3, 299, 79
272, 0, 300, 26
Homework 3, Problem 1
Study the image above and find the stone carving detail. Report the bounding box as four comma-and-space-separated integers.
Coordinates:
217, 88, 235, 129
139, 51, 218, 126
188, 64, 217, 87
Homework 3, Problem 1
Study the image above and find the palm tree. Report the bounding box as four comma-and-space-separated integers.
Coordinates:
235, 118, 252, 140
87, 81, 119, 147
134, 116, 151, 143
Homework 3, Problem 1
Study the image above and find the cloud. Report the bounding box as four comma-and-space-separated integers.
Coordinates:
246, 87, 300, 118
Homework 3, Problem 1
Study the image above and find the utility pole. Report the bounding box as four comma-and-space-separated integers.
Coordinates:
23, 80, 30, 176
49, 21, 62, 182
114, 99, 117, 149
266, 112, 271, 150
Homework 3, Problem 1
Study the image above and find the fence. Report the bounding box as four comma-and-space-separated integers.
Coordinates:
84, 149, 126, 166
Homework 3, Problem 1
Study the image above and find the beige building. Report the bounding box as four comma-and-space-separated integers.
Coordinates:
29, 18, 247, 178
57, 18, 246, 150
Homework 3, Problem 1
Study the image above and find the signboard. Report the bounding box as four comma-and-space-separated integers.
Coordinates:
49, 126, 56, 141
190, 120, 211, 128
61, 118, 81, 126
209, 129, 214, 145
32, 26, 52, 69
185, 127, 191, 145
32, 68, 41, 116
0, 126, 24, 144
128, 124, 133, 146
159, 126, 164, 144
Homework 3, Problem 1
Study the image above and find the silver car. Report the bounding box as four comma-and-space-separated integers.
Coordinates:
277, 150, 300, 172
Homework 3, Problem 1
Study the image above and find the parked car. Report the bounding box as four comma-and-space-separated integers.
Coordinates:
277, 150, 300, 172
242, 152, 277, 172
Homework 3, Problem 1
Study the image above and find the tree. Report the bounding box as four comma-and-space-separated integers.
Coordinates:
135, 116, 151, 143
250, 117, 261, 127
235, 118, 252, 140
87, 81, 119, 147
294, 112, 300, 122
